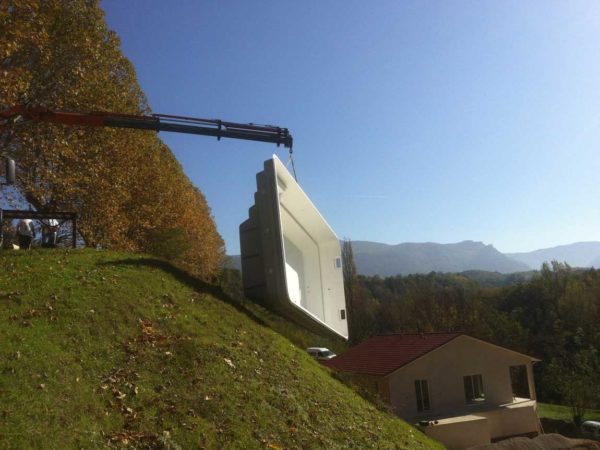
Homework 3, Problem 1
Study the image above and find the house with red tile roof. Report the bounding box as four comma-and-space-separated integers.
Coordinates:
326, 333, 541, 450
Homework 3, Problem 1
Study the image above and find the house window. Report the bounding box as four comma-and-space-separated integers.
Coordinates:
464, 374, 485, 403
414, 379, 431, 412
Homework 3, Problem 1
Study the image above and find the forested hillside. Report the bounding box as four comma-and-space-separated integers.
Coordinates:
0, 0, 223, 279
345, 256, 600, 422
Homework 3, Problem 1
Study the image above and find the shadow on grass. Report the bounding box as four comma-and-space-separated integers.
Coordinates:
99, 258, 268, 327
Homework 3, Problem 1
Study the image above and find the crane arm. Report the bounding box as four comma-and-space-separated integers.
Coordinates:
0, 105, 293, 149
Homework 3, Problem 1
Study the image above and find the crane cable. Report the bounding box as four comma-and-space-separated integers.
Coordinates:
285, 144, 298, 181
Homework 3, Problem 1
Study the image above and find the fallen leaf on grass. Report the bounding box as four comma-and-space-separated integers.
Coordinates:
224, 358, 235, 369
26, 309, 40, 317
113, 389, 126, 400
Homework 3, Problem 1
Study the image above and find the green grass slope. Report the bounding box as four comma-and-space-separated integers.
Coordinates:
0, 250, 442, 449
538, 402, 600, 423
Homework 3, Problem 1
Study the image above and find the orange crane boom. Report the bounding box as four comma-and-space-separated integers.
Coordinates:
0, 105, 293, 149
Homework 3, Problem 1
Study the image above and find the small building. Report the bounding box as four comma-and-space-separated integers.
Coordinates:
325, 333, 541, 450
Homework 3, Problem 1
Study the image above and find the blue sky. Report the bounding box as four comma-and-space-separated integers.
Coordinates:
101, 1, 600, 255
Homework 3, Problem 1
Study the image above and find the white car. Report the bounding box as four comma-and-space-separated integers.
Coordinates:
306, 347, 336, 361
581, 420, 600, 439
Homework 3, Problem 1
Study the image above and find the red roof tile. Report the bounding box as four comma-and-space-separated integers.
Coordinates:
325, 332, 462, 376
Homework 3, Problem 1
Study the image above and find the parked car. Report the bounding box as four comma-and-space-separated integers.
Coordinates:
306, 347, 336, 361
581, 420, 600, 439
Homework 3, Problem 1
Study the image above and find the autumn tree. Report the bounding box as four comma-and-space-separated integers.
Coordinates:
1, 0, 223, 278
547, 349, 600, 425
342, 239, 358, 343
342, 239, 380, 343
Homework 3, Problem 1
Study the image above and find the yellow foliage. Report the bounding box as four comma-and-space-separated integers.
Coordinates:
0, 0, 224, 279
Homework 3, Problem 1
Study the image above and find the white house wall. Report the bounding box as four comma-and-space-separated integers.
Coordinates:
386, 335, 536, 421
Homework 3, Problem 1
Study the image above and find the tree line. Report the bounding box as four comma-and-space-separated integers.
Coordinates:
343, 241, 600, 422
1, 0, 223, 279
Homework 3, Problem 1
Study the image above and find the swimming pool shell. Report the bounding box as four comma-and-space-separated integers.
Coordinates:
240, 155, 348, 339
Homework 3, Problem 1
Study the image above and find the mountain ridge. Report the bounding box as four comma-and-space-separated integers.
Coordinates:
227, 240, 600, 277
506, 241, 600, 270
350, 240, 530, 276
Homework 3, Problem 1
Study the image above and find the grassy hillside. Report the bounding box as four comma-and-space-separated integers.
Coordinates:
0, 249, 442, 449
538, 402, 600, 423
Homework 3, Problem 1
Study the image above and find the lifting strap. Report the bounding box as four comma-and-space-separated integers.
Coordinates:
285, 145, 298, 181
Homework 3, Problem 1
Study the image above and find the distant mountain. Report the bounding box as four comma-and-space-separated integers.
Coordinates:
589, 255, 600, 268
350, 240, 529, 276
226, 240, 600, 277
225, 255, 242, 271
506, 241, 600, 270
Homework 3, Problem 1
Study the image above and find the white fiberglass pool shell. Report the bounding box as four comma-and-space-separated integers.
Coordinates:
239, 155, 348, 339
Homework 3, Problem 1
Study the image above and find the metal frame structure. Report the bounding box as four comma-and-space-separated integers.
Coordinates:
0, 209, 77, 248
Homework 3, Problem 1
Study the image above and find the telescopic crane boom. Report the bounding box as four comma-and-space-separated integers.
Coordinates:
0, 105, 293, 149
